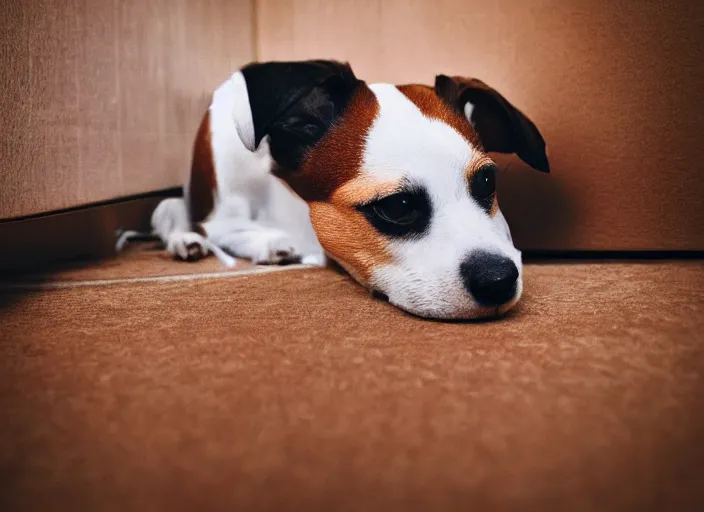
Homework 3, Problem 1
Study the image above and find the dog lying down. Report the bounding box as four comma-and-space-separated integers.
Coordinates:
118, 60, 550, 319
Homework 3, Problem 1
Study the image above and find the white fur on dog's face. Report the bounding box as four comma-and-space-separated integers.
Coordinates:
306, 83, 522, 319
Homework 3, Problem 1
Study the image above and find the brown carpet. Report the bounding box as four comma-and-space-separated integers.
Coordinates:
1, 255, 703, 511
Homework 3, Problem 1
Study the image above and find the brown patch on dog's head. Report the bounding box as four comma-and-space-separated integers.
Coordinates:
188, 109, 217, 223
397, 84, 481, 148
309, 201, 391, 284
332, 175, 401, 206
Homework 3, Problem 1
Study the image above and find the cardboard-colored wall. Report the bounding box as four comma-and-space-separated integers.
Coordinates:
0, 0, 253, 219
256, 0, 704, 250
2, 0, 703, 251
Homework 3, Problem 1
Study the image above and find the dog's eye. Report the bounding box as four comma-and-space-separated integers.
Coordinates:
471, 164, 497, 213
357, 189, 431, 238
372, 194, 422, 225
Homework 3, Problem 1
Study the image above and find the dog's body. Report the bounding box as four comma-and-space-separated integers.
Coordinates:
148, 60, 549, 319
152, 70, 324, 268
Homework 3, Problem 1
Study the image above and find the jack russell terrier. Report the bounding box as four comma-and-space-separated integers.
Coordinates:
123, 60, 549, 319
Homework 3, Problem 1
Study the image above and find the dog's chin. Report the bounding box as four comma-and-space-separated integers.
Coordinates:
384, 281, 523, 321
393, 301, 518, 321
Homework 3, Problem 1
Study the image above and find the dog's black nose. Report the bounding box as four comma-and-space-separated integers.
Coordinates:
460, 251, 519, 306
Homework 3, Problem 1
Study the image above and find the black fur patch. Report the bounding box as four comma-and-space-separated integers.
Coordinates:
242, 60, 361, 171
434, 75, 550, 173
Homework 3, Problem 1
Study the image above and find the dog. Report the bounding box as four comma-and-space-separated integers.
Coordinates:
139, 60, 549, 319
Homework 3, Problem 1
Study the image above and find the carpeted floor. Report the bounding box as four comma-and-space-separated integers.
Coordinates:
1, 250, 703, 511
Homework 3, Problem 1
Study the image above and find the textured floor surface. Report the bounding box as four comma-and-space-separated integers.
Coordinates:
1, 252, 703, 511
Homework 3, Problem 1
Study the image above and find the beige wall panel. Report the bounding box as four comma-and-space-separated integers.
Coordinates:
256, 0, 704, 250
0, 0, 254, 219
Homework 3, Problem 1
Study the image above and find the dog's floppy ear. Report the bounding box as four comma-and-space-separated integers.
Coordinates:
242, 60, 361, 171
435, 75, 550, 172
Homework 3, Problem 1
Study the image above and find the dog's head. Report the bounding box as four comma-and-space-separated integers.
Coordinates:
243, 60, 549, 319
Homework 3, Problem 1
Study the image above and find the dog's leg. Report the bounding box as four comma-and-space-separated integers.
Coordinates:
200, 216, 303, 265
150, 197, 211, 261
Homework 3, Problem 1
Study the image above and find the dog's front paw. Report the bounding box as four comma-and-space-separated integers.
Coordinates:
166, 232, 209, 262
251, 231, 301, 265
